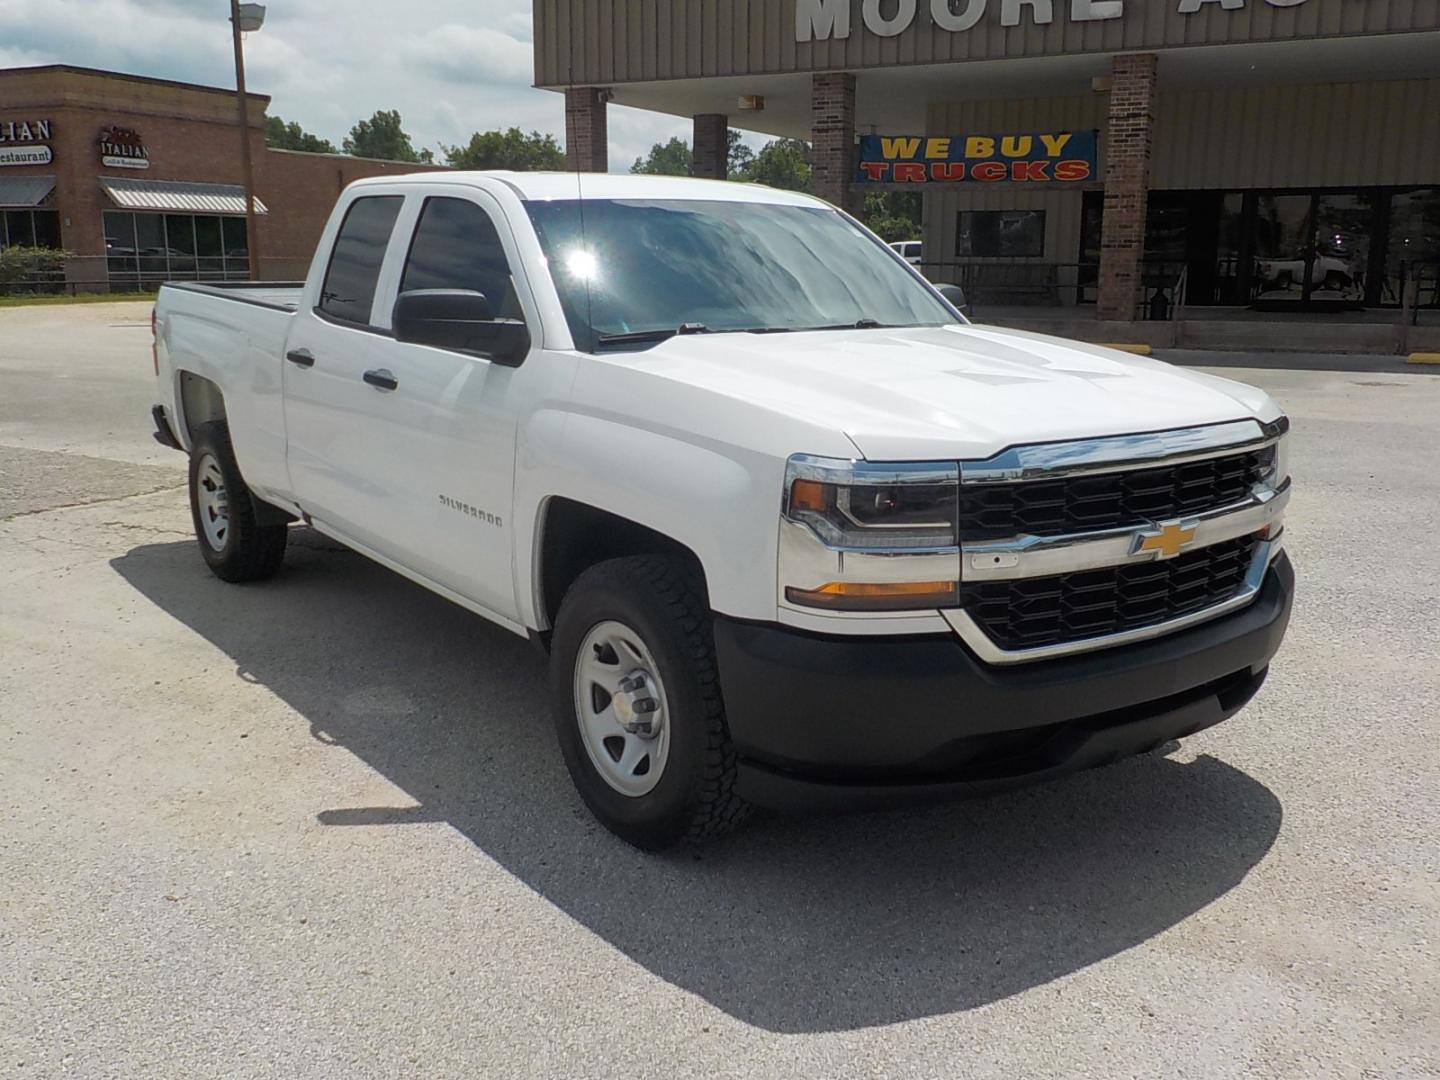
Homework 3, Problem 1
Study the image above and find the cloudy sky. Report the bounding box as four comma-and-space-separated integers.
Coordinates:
0, 0, 696, 169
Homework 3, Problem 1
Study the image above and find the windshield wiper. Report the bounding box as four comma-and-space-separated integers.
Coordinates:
801, 318, 894, 332
596, 322, 711, 347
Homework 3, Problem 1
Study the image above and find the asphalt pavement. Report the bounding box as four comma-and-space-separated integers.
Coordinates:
1, 303, 1436, 1078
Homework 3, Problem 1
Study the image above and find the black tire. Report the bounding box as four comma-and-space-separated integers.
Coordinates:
187, 420, 287, 583
550, 555, 749, 849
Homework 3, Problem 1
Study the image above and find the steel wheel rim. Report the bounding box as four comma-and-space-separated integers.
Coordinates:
195, 453, 230, 552
572, 620, 671, 798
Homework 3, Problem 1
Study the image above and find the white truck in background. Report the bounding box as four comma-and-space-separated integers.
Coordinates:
151, 172, 1294, 849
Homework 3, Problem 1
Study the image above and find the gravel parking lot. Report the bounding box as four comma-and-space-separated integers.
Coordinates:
2, 303, 1437, 1079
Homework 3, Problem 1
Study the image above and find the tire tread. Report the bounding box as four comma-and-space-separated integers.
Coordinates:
190, 420, 287, 583
556, 554, 749, 845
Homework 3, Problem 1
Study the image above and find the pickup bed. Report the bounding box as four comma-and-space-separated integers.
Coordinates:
152, 171, 1293, 848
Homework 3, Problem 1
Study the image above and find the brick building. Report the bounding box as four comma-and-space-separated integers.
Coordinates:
0, 65, 445, 288
534, 0, 1440, 329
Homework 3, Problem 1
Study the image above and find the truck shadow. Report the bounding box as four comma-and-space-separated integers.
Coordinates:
111, 532, 1282, 1034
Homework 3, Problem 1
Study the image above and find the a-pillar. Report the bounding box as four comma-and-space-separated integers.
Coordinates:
811, 72, 858, 214
1097, 53, 1158, 322
565, 87, 609, 173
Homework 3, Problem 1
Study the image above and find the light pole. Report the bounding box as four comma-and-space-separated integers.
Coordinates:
230, 1, 265, 280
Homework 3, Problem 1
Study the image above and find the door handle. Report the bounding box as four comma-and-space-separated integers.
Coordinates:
363, 368, 399, 391
286, 349, 315, 368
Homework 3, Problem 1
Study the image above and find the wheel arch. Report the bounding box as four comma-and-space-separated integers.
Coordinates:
176, 370, 228, 444
533, 497, 707, 638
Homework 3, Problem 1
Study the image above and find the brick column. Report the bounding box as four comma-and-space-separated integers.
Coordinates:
693, 114, 729, 180
811, 73, 857, 214
564, 87, 609, 173
1097, 53, 1158, 322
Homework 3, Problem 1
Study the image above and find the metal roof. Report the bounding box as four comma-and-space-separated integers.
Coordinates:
99, 177, 268, 215
0, 174, 57, 207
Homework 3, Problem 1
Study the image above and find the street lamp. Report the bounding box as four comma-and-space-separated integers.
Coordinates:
230, 1, 265, 280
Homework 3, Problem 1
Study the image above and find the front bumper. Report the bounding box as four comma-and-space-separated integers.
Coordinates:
714, 552, 1294, 811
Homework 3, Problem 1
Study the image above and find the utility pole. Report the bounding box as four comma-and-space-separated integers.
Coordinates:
230, 0, 263, 280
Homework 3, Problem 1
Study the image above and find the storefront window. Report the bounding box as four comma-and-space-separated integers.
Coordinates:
1, 209, 61, 250
194, 216, 224, 279
1213, 193, 1245, 305
222, 217, 249, 262
1385, 188, 1440, 308
103, 211, 250, 289
1313, 194, 1372, 302
135, 213, 166, 282
957, 210, 1046, 258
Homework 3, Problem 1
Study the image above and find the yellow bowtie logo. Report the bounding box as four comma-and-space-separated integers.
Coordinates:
1134, 521, 1198, 560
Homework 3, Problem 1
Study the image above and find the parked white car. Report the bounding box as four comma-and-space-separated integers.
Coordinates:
889, 239, 923, 264
151, 172, 1294, 848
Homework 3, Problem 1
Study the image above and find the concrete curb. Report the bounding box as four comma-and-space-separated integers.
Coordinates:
1407, 353, 1440, 366
1101, 343, 1154, 356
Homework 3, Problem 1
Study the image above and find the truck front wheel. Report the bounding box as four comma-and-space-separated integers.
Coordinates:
187, 420, 287, 583
551, 555, 748, 849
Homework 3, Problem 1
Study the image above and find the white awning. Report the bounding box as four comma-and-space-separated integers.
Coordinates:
99, 177, 268, 215
0, 175, 56, 207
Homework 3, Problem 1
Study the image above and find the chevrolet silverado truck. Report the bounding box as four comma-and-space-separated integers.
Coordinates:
150, 172, 1294, 849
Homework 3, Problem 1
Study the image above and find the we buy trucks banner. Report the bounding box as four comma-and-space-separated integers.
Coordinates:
856, 131, 1098, 185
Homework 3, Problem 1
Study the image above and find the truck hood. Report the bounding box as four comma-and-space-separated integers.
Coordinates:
636, 323, 1281, 461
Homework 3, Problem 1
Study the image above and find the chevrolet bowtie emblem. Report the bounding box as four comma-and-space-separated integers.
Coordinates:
1133, 520, 1198, 560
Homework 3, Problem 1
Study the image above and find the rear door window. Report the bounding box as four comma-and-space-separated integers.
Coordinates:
318, 195, 403, 325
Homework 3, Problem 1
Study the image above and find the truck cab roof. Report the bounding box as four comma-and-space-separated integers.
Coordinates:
345, 170, 828, 207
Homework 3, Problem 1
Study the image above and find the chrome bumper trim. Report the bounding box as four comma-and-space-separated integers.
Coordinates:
959, 419, 1277, 485
942, 536, 1284, 666
964, 481, 1289, 581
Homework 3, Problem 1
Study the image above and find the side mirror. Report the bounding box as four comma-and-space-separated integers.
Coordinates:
392, 289, 530, 367
936, 283, 971, 318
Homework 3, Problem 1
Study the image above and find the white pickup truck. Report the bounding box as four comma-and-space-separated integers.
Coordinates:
151, 172, 1294, 849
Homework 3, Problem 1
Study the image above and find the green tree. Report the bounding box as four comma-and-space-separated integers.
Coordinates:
343, 109, 433, 164
264, 114, 337, 154
738, 138, 811, 192
861, 191, 922, 243
444, 128, 565, 171
727, 130, 755, 179
631, 136, 692, 176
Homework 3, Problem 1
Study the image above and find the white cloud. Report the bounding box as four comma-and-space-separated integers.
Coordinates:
0, 0, 723, 171
403, 23, 534, 87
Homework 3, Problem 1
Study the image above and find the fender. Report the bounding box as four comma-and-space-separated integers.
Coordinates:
514, 407, 790, 630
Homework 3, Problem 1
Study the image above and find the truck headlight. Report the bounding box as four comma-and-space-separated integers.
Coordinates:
1259, 416, 1291, 489
781, 455, 960, 612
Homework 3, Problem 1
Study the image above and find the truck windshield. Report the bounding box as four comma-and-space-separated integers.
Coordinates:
524, 198, 958, 350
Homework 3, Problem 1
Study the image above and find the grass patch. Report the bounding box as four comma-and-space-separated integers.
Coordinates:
0, 291, 158, 308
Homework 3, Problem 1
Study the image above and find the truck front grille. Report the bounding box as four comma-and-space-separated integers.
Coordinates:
957, 534, 1261, 652
957, 447, 1273, 542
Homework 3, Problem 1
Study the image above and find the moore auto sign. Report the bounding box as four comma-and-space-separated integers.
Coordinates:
798, 0, 1310, 39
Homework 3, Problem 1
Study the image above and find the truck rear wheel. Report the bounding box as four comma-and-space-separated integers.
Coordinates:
188, 420, 287, 583
551, 555, 748, 849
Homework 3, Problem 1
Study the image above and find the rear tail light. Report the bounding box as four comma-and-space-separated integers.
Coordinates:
151, 307, 159, 375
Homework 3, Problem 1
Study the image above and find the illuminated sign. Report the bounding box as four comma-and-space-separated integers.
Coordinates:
99, 126, 150, 170
856, 131, 1098, 185
798, 0, 1311, 41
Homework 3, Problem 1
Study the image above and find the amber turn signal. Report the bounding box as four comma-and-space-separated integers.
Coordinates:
789, 478, 830, 512
785, 580, 960, 612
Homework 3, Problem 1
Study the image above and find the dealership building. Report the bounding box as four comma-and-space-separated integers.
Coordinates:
536, 0, 1440, 342
0, 65, 441, 288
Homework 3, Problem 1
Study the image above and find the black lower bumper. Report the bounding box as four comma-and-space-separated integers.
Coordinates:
714, 553, 1294, 811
